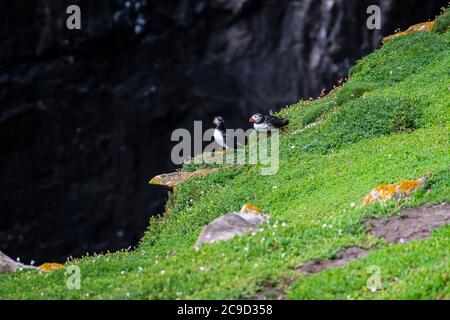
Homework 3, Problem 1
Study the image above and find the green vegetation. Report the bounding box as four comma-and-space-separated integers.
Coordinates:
1, 13, 449, 299
335, 81, 379, 106
433, 8, 450, 33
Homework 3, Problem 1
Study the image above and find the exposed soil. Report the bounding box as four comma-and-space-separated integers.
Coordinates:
254, 287, 286, 300
298, 203, 450, 276
365, 203, 450, 244
298, 247, 370, 274
255, 203, 450, 299
255, 247, 370, 299
254, 277, 297, 300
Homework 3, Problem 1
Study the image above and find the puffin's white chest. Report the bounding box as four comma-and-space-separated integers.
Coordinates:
214, 129, 226, 148
253, 122, 273, 131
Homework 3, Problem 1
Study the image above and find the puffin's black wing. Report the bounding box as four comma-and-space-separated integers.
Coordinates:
265, 115, 289, 128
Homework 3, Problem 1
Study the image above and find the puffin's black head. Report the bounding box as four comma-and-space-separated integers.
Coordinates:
213, 116, 224, 127
249, 113, 264, 124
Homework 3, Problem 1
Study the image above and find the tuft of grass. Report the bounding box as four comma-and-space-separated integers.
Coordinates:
348, 32, 448, 84
335, 81, 380, 106
433, 8, 450, 33
293, 94, 424, 154
301, 103, 332, 127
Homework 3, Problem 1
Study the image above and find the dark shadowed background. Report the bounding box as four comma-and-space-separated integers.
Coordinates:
0, 0, 446, 263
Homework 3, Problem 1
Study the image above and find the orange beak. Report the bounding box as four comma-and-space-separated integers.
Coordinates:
249, 116, 254, 123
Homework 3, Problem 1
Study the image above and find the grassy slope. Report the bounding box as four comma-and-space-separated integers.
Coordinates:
1, 19, 449, 300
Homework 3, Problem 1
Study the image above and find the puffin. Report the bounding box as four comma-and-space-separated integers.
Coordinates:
213, 116, 227, 149
249, 113, 289, 131
213, 116, 244, 150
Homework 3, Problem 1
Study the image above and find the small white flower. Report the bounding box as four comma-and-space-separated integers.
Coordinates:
260, 237, 266, 243
350, 202, 356, 208
322, 223, 327, 228
281, 222, 286, 227
160, 270, 165, 275
244, 247, 249, 252
126, 293, 130, 297
120, 271, 125, 275
137, 266, 143, 272
16, 257, 20, 262
199, 266, 207, 271
399, 238, 405, 244
291, 145, 296, 149
30, 260, 35, 265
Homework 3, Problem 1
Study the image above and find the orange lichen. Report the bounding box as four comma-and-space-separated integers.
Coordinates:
382, 21, 435, 44
363, 178, 424, 205
241, 203, 264, 215
397, 179, 421, 193
39, 263, 64, 272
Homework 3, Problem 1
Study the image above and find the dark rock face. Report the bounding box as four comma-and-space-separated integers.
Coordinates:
0, 0, 445, 263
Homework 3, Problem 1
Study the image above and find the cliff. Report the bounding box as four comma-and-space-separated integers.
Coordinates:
0, 8, 449, 299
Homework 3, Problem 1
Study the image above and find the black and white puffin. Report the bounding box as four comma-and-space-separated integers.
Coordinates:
249, 113, 289, 131
213, 116, 245, 150
213, 116, 227, 149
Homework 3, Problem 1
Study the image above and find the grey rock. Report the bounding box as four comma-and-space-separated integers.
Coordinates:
196, 205, 269, 246
0, 251, 19, 273
0, 251, 38, 273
